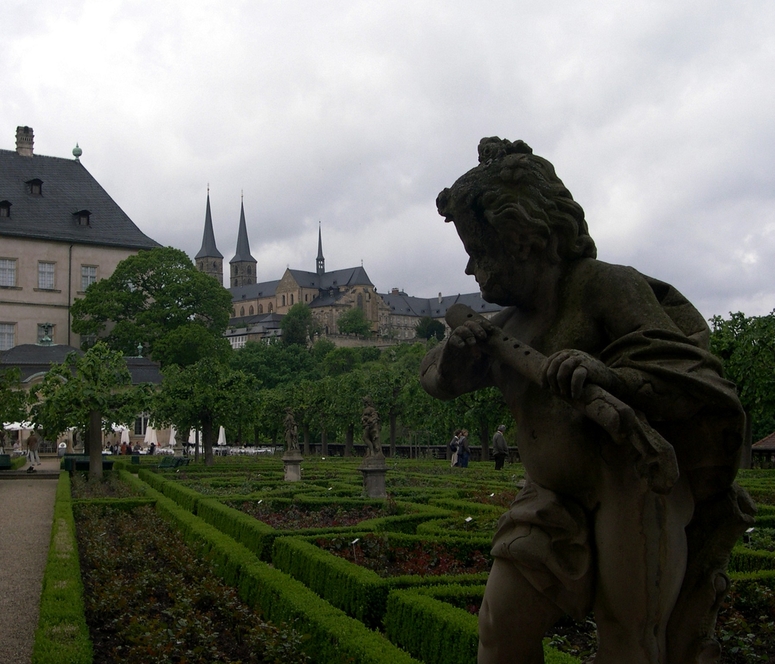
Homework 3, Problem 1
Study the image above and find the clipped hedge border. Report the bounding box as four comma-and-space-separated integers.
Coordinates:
137, 483, 421, 664
272, 532, 490, 628
384, 587, 580, 664
728, 545, 775, 573
10, 455, 28, 470
31, 473, 93, 664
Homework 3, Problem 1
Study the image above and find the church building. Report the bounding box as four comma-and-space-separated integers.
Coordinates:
194, 194, 500, 347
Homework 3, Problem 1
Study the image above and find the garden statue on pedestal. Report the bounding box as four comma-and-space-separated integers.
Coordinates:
361, 396, 384, 462
282, 407, 302, 481
359, 396, 386, 498
420, 137, 755, 664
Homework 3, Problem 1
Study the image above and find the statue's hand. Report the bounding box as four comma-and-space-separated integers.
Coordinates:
447, 318, 494, 352
543, 349, 614, 400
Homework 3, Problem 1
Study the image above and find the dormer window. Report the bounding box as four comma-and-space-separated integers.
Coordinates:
0, 201, 10, 218
74, 209, 91, 226
26, 179, 43, 195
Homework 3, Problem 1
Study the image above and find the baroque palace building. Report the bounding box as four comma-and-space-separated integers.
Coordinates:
0, 126, 159, 350
194, 195, 501, 348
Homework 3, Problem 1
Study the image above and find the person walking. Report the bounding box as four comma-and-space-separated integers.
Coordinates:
457, 429, 470, 468
492, 424, 508, 470
449, 430, 461, 467
26, 431, 41, 472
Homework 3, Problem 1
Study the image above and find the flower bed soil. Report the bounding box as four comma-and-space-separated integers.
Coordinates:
237, 502, 389, 529
316, 533, 491, 578
75, 504, 310, 663
70, 471, 143, 499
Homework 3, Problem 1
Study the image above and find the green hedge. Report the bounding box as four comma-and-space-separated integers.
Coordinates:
196, 497, 277, 561
11, 454, 28, 470
142, 485, 420, 663
728, 546, 775, 573
384, 588, 580, 664
272, 533, 490, 629
31, 473, 93, 664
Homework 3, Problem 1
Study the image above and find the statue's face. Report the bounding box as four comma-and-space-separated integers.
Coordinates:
453, 209, 543, 307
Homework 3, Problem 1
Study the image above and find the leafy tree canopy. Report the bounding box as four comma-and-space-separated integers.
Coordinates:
337, 307, 372, 336
280, 303, 319, 346
29, 342, 144, 438
230, 340, 321, 390
415, 316, 446, 341
710, 310, 775, 440
0, 368, 27, 429
71, 247, 233, 366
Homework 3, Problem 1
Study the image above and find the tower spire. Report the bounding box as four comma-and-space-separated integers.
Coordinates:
195, 190, 224, 285
229, 197, 257, 288
316, 221, 325, 275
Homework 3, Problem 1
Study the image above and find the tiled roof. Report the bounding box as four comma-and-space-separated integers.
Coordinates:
0, 149, 159, 250
0, 344, 161, 384
229, 266, 374, 302
753, 431, 775, 451
378, 291, 502, 319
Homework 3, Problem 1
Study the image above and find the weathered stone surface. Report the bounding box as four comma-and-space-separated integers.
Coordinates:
420, 137, 755, 664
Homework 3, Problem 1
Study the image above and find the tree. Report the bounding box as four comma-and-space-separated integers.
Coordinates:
231, 340, 321, 390
71, 247, 233, 366
154, 358, 256, 465
0, 368, 27, 449
415, 316, 446, 341
29, 343, 147, 477
710, 311, 775, 440
281, 303, 318, 346
337, 307, 372, 336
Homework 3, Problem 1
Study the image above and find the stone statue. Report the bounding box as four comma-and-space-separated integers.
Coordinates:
361, 396, 383, 458
420, 137, 755, 664
283, 408, 299, 452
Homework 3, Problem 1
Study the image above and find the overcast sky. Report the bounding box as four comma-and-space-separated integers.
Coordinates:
3, 0, 774, 321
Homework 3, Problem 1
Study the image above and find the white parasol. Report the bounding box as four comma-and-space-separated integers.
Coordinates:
217, 426, 227, 446
168, 426, 177, 448
144, 426, 158, 445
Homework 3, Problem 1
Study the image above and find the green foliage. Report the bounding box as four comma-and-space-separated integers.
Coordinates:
281, 303, 318, 346
153, 358, 258, 465
337, 307, 372, 336
71, 247, 232, 366
415, 316, 446, 341
710, 311, 775, 439
0, 367, 26, 430
323, 346, 359, 375
152, 322, 232, 367
32, 473, 93, 664
231, 340, 321, 389
29, 342, 146, 440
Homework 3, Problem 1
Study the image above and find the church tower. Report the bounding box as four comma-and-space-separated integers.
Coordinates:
229, 197, 257, 288
316, 221, 325, 275
195, 190, 224, 285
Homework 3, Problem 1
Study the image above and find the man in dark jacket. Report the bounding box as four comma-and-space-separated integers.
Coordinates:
492, 424, 508, 470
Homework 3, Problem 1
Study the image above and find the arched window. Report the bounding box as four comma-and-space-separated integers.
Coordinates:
290, 294, 294, 305
249, 306, 254, 315
268, 303, 273, 312
240, 306, 245, 316
258, 304, 263, 314
281, 295, 286, 306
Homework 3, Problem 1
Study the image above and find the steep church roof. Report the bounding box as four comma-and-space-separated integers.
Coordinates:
0, 149, 159, 250
195, 192, 222, 259
229, 200, 256, 264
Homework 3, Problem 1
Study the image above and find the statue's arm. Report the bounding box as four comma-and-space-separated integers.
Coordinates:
420, 332, 495, 400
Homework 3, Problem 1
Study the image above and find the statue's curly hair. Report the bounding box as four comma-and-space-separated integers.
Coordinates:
437, 137, 596, 262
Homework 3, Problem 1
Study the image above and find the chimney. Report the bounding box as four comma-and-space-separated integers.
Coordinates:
16, 126, 34, 157
391, 288, 399, 295
438, 292, 442, 303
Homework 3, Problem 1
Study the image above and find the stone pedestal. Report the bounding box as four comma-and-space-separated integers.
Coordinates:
359, 455, 387, 498
283, 451, 303, 481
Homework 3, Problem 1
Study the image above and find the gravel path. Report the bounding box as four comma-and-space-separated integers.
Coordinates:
0, 457, 59, 664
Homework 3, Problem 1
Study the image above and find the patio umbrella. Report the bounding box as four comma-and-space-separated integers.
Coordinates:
217, 426, 227, 446
144, 426, 158, 446
168, 426, 177, 448
3, 421, 34, 431
120, 429, 130, 445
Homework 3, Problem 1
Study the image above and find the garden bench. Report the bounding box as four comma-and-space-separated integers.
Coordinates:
0, 454, 12, 470
158, 456, 189, 470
